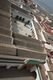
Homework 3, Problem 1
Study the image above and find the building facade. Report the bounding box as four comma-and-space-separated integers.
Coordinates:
0, 0, 53, 80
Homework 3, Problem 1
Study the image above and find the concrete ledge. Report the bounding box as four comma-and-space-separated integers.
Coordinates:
14, 38, 44, 52
0, 0, 11, 13
17, 48, 46, 60
0, 9, 11, 18
0, 67, 34, 80
0, 14, 11, 30
0, 27, 12, 36
0, 43, 16, 55
0, 34, 13, 44
0, 43, 46, 61
13, 33, 41, 46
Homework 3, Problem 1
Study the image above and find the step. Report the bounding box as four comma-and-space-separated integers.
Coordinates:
0, 34, 13, 44
0, 27, 12, 36
0, 43, 16, 55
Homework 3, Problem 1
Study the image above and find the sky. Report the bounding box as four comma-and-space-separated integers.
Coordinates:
33, 0, 53, 14
40, 0, 53, 9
